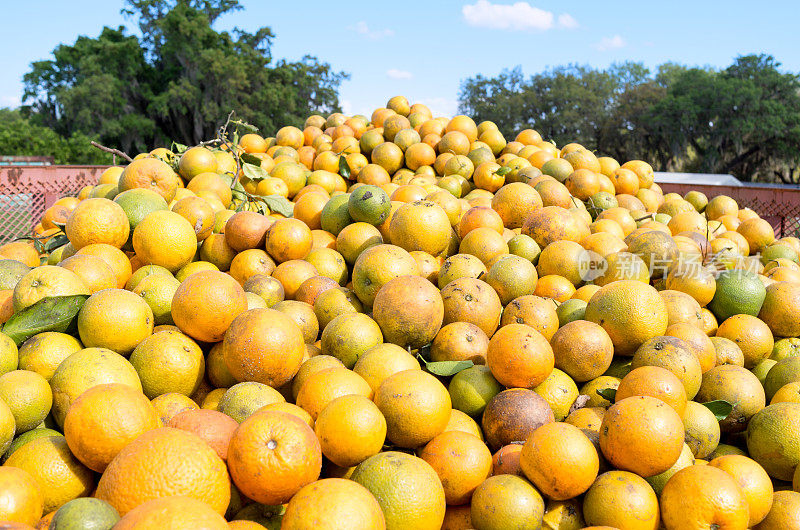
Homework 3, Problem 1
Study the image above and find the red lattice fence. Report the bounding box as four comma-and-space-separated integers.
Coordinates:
0, 166, 108, 244
1, 166, 799, 245
659, 182, 800, 239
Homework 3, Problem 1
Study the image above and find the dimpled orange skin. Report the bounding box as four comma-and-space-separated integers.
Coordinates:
486, 323, 554, 389
227, 411, 322, 506
171, 270, 248, 343
659, 465, 750, 530
222, 308, 306, 388
599, 395, 684, 478
112, 496, 229, 530
95, 427, 230, 516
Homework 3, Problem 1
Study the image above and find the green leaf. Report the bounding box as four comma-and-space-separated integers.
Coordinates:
416, 353, 473, 377
241, 153, 262, 166
44, 234, 70, 253
241, 162, 269, 182
338, 155, 352, 180
254, 195, 294, 217
495, 166, 512, 176
596, 388, 617, 402
2, 295, 89, 346
702, 400, 735, 421
171, 142, 188, 154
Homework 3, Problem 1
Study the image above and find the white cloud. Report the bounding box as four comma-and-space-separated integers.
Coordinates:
0, 95, 21, 108
386, 69, 413, 80
462, 1, 576, 31
595, 35, 626, 51
557, 13, 579, 29
351, 21, 395, 40
340, 100, 353, 116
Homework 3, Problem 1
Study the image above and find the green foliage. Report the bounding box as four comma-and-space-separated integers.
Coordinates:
19, 0, 347, 156
0, 109, 112, 164
459, 55, 800, 183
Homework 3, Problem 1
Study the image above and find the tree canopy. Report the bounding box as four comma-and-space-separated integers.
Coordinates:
459, 55, 800, 183
20, 0, 348, 155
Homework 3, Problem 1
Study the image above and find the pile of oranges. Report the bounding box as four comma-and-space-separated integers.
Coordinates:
0, 95, 799, 529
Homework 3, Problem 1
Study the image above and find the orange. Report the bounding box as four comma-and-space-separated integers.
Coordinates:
615, 366, 688, 416
660, 465, 750, 529
12, 265, 89, 312
372, 275, 443, 349
76, 243, 133, 289
500, 294, 559, 340
228, 410, 321, 505
266, 218, 313, 263
76, 288, 153, 355
582, 470, 659, 530
430, 322, 489, 365
58, 254, 116, 293
96, 427, 229, 516
522, 206, 589, 248
388, 200, 451, 256
599, 395, 685, 477
0, 242, 39, 268
65, 198, 130, 249
315, 394, 386, 468
0, 467, 44, 526
281, 479, 386, 530
4, 436, 94, 515
491, 183, 543, 229
132, 210, 197, 272
492, 444, 524, 476
520, 422, 599, 500
551, 320, 614, 383
716, 314, 775, 369
375, 369, 451, 449
352, 343, 421, 393
167, 408, 238, 461
170, 196, 214, 241
419, 431, 492, 505
228, 248, 276, 285
481, 388, 554, 451
755, 491, 800, 529
351, 451, 446, 530
223, 307, 305, 388
759, 281, 800, 338
224, 211, 272, 251
470, 474, 545, 530
171, 270, 247, 342
485, 323, 554, 389
441, 277, 502, 338
118, 158, 179, 203
64, 383, 159, 472
129, 330, 205, 398
296, 367, 372, 421
113, 496, 228, 530
709, 455, 773, 527
585, 280, 669, 356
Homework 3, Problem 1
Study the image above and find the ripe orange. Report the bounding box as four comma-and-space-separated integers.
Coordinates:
582, 470, 659, 530
0, 466, 44, 526
419, 431, 492, 505
64, 383, 159, 472
314, 394, 386, 468
228, 410, 321, 505
486, 323, 554, 389
660, 465, 749, 529
599, 395, 685, 477
167, 408, 238, 461
113, 496, 228, 530
520, 422, 599, 500
375, 369, 451, 449
65, 198, 130, 249
171, 270, 248, 342
281, 479, 386, 530
223, 307, 306, 388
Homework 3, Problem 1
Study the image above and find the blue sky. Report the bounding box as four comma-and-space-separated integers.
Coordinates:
1, 0, 799, 117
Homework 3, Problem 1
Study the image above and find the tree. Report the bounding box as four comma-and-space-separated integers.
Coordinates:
458, 55, 800, 182
0, 109, 112, 164
21, 0, 348, 154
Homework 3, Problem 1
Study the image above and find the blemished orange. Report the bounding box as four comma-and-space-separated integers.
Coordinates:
486, 323, 554, 389
708, 454, 773, 527
227, 410, 322, 505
